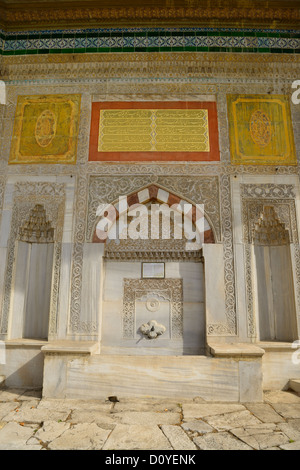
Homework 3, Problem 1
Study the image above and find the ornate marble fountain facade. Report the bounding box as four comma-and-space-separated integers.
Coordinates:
0, 0, 299, 400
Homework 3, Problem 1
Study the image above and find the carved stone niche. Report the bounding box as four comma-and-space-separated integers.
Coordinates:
252, 205, 298, 342
14, 204, 55, 340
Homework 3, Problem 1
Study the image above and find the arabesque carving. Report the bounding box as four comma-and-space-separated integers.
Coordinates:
18, 204, 54, 243
252, 206, 290, 246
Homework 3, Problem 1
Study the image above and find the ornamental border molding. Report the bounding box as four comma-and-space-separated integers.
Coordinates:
207, 174, 237, 336
0, 177, 5, 225
0, 182, 65, 337
1, 53, 299, 82
122, 278, 183, 340
2, 163, 299, 178
2, 6, 298, 26
68, 174, 99, 335
241, 183, 300, 338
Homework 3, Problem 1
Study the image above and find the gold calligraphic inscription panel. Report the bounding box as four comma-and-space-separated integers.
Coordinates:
9, 94, 81, 164
227, 94, 297, 166
98, 109, 209, 153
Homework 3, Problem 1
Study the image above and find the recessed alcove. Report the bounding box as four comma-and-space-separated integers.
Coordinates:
10, 204, 55, 340
100, 198, 206, 355
252, 206, 298, 343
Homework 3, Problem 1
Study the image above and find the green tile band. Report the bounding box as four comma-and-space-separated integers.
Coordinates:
1, 27, 299, 56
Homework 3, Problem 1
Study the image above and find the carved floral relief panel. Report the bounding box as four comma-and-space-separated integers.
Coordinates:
9, 94, 81, 164
123, 279, 183, 340
228, 94, 297, 166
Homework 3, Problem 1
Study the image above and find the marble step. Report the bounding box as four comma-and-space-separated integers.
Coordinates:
289, 379, 300, 394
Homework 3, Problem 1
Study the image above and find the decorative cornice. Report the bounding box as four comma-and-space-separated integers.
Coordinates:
0, 2, 299, 30
1, 52, 299, 82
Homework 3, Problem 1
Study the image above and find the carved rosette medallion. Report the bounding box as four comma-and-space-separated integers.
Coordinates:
249, 110, 271, 148
146, 298, 160, 312
35, 109, 57, 148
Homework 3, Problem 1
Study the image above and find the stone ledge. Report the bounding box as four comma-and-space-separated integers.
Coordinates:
208, 342, 265, 358
41, 341, 100, 356
4, 339, 48, 349
258, 341, 296, 352
289, 379, 300, 394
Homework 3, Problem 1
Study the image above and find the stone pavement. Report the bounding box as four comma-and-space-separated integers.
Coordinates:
0, 388, 300, 450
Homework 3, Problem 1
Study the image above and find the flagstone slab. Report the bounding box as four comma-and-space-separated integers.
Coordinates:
278, 420, 300, 441
181, 420, 214, 434
18, 400, 40, 411
0, 402, 18, 420
161, 425, 197, 450
205, 410, 261, 431
272, 404, 300, 419
48, 423, 110, 450
37, 399, 111, 412
29, 420, 70, 445
19, 390, 42, 401
0, 422, 38, 449
279, 440, 300, 450
69, 410, 116, 429
2, 406, 70, 424
111, 411, 180, 425
193, 431, 253, 450
182, 404, 245, 420
265, 447, 281, 450
231, 424, 289, 450
244, 403, 285, 423
102, 424, 173, 450
0, 389, 25, 402
112, 399, 182, 413
264, 391, 300, 404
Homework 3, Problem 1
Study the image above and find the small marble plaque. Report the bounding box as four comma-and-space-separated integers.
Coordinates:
142, 262, 165, 279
